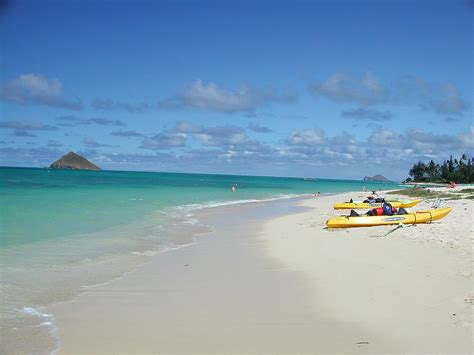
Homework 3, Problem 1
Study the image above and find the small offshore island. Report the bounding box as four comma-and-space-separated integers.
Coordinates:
363, 174, 392, 182
50, 152, 101, 171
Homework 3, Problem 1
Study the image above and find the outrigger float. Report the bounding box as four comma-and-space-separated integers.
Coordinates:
326, 207, 452, 228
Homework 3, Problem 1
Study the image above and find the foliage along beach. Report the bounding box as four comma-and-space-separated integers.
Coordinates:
406, 154, 474, 184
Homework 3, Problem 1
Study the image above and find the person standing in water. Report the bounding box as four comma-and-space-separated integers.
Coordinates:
231, 184, 236, 192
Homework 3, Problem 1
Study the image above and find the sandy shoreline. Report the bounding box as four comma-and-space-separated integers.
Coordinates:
47, 190, 472, 353
262, 191, 472, 353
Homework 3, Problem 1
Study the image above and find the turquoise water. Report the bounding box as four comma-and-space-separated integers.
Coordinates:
0, 167, 402, 353
0, 167, 401, 248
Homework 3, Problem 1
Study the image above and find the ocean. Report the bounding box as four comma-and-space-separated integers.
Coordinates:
0, 167, 402, 353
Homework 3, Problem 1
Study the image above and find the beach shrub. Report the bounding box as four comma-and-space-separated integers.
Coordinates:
387, 188, 459, 200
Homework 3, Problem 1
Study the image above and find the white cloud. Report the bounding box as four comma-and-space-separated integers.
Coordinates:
160, 80, 296, 114
341, 107, 392, 121
47, 140, 63, 147
311, 72, 470, 116
367, 128, 404, 147
173, 121, 251, 147
110, 130, 145, 137
56, 116, 125, 127
247, 122, 273, 133
429, 83, 469, 115
309, 72, 388, 106
286, 128, 326, 146
0, 120, 57, 131
92, 98, 152, 113
0, 120, 57, 137
140, 122, 263, 151
82, 137, 109, 148
0, 74, 83, 110
459, 126, 474, 149
141, 134, 186, 150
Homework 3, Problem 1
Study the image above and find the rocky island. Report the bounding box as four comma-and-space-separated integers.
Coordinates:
50, 152, 101, 170
363, 174, 391, 182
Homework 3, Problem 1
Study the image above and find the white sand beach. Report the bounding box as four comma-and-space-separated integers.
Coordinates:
48, 190, 473, 353
262, 190, 472, 353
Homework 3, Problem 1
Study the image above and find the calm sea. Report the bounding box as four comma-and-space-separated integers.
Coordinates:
0, 167, 402, 353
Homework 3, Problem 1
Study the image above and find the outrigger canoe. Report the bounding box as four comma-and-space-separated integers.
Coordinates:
326, 207, 451, 228
333, 199, 422, 210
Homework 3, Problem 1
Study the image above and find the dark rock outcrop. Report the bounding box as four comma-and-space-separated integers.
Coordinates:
363, 174, 391, 182
50, 152, 101, 170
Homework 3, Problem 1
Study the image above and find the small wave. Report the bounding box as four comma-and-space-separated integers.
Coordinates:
21, 306, 50, 318
134, 234, 161, 241
175, 194, 300, 212
181, 218, 198, 225
130, 242, 197, 257
20, 307, 61, 355
130, 250, 161, 257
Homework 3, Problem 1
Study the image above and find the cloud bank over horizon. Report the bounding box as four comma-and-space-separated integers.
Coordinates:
2, 114, 472, 180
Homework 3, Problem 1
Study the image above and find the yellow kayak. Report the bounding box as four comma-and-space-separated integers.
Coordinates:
333, 199, 422, 210
326, 207, 451, 228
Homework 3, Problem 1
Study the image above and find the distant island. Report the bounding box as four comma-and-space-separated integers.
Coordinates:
363, 174, 391, 182
50, 152, 101, 170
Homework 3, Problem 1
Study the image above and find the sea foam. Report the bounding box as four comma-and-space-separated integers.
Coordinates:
20, 307, 62, 355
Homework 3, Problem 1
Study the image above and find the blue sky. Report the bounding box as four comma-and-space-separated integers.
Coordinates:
0, 0, 472, 180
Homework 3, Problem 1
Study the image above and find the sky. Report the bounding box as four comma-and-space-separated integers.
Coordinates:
0, 0, 472, 180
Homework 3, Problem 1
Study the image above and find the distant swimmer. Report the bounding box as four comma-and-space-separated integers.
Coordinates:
231, 184, 236, 192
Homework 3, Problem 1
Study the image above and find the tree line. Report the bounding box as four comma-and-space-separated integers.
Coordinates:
405, 154, 474, 183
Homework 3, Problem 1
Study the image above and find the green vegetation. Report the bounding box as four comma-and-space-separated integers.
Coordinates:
445, 195, 463, 200
404, 154, 474, 183
388, 187, 474, 201
388, 188, 453, 199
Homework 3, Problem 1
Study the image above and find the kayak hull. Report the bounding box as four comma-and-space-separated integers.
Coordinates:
333, 199, 422, 210
326, 208, 451, 228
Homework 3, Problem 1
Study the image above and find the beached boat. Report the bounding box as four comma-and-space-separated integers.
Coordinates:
326, 207, 451, 228
333, 199, 422, 209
